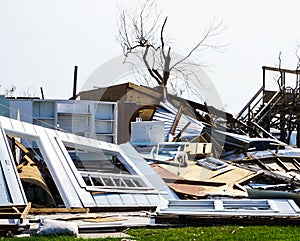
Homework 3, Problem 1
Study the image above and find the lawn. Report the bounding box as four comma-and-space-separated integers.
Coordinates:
126, 226, 300, 241
3, 226, 300, 241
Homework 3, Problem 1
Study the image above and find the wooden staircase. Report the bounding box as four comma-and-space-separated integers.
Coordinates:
236, 66, 300, 145
237, 88, 283, 128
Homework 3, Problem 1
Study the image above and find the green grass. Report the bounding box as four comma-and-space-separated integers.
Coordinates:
126, 226, 300, 241
2, 226, 300, 240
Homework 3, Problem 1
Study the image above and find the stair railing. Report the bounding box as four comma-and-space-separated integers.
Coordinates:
254, 90, 282, 123
236, 86, 264, 122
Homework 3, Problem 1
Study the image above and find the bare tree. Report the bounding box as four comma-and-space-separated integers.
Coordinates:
117, 0, 224, 99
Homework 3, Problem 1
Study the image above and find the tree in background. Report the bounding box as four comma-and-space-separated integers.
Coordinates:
117, 0, 224, 99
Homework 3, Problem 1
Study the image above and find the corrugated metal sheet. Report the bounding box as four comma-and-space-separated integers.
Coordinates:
152, 101, 204, 140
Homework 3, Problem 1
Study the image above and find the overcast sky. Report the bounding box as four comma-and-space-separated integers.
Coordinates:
1, 0, 300, 114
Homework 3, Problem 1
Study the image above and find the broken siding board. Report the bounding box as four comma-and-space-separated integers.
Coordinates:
0, 163, 11, 205
154, 112, 177, 120
0, 128, 27, 206
36, 130, 88, 208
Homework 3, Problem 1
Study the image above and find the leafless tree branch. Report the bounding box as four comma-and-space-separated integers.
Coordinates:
117, 0, 224, 98
143, 45, 162, 85
161, 17, 168, 59
170, 20, 224, 71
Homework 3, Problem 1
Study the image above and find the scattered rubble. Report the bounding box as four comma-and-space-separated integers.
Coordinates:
1, 69, 300, 236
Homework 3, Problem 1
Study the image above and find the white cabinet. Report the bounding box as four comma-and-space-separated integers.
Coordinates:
56, 102, 92, 137
94, 102, 117, 143
32, 101, 55, 129
9, 99, 118, 143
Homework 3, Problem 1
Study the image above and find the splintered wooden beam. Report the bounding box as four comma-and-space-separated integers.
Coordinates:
29, 207, 90, 214
7, 135, 52, 178
170, 106, 183, 135
0, 202, 31, 224
20, 202, 31, 224
172, 122, 191, 142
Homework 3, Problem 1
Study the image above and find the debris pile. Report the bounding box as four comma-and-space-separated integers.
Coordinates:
1, 76, 300, 236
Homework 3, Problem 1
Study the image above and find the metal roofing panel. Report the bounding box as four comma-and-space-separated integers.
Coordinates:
153, 101, 204, 139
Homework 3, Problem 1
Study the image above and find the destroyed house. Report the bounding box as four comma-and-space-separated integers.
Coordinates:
78, 82, 242, 144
